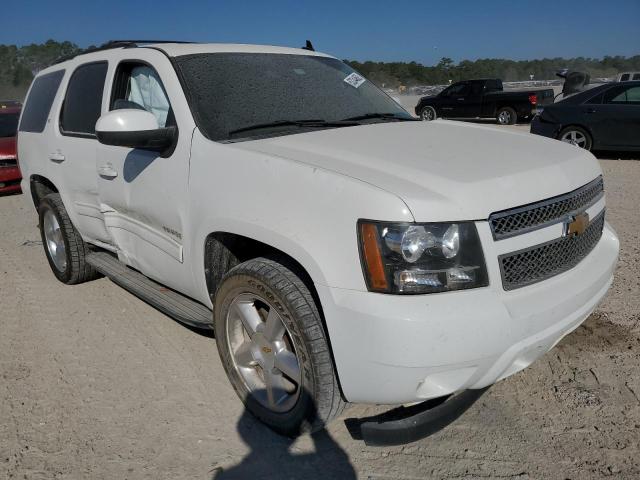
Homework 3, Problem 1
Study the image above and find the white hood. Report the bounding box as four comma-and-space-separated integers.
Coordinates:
233, 121, 602, 222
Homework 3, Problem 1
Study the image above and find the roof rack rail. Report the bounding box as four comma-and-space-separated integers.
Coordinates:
52, 39, 196, 65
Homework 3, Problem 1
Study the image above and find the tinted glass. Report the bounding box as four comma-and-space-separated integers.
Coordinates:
626, 86, 640, 102
0, 113, 19, 137
445, 83, 469, 96
620, 74, 630, 81
175, 53, 411, 141
19, 70, 65, 133
61, 62, 108, 135
470, 82, 483, 95
633, 74, 640, 81
604, 85, 640, 104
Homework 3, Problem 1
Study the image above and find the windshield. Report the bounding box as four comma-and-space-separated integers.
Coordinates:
174, 53, 412, 142
0, 113, 19, 138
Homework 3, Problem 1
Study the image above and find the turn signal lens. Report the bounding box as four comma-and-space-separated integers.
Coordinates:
360, 223, 389, 291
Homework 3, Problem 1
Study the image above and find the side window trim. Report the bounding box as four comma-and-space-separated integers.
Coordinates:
109, 59, 175, 128
59, 60, 108, 139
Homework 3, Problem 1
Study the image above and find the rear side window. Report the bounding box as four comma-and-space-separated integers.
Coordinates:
604, 85, 640, 105
633, 74, 640, 81
60, 62, 108, 137
19, 70, 65, 133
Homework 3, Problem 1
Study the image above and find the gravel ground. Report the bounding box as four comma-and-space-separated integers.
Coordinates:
1, 140, 639, 479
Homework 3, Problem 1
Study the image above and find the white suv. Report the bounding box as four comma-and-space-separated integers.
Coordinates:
17, 41, 619, 445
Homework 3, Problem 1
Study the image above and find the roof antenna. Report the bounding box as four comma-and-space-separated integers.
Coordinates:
302, 40, 315, 51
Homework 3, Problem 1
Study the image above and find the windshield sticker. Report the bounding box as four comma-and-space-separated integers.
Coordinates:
344, 72, 366, 88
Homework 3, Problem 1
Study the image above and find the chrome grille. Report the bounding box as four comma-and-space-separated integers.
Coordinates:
489, 176, 604, 240
499, 210, 605, 291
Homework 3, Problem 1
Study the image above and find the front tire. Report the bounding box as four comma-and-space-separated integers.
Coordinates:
214, 257, 345, 436
38, 193, 100, 284
420, 106, 437, 121
558, 126, 593, 150
496, 106, 517, 125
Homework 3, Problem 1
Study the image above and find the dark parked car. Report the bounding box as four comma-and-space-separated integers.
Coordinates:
0, 103, 22, 195
415, 79, 554, 125
531, 81, 640, 151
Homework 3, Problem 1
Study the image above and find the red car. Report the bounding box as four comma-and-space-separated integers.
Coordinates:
0, 102, 22, 195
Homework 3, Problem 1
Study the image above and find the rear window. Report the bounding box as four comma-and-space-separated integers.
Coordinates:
19, 70, 65, 133
60, 62, 108, 136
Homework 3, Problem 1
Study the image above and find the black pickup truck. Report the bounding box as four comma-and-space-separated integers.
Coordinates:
415, 79, 554, 125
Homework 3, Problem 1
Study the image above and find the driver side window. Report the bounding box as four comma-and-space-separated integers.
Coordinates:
446, 83, 469, 96
110, 62, 174, 127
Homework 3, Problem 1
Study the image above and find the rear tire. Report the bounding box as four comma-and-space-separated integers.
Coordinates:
558, 126, 593, 151
496, 106, 517, 125
38, 193, 100, 285
214, 257, 346, 436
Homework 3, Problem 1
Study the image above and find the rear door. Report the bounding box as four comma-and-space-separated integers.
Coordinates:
54, 61, 113, 245
595, 84, 640, 148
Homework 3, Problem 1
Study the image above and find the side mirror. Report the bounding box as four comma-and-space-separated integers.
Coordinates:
95, 109, 176, 153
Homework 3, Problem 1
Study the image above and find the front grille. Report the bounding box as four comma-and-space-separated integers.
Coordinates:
0, 158, 17, 168
489, 176, 604, 240
499, 210, 605, 291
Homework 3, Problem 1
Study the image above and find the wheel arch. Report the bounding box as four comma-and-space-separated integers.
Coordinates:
203, 230, 347, 400
203, 231, 322, 305
29, 175, 59, 209
556, 123, 595, 147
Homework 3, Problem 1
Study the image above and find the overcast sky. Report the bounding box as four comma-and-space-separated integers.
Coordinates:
3, 0, 639, 63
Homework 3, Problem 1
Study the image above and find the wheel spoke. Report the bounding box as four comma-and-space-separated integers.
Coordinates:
263, 308, 285, 341
264, 370, 288, 408
274, 349, 301, 383
232, 301, 262, 337
234, 341, 256, 368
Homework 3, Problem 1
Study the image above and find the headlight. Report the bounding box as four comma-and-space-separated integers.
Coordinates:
358, 221, 489, 294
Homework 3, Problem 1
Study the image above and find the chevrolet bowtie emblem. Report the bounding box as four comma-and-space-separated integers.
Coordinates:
564, 212, 590, 237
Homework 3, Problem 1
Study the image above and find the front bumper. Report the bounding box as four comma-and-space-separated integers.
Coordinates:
0, 165, 22, 194
317, 221, 619, 404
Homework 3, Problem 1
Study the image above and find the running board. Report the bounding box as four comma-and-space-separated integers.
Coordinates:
86, 252, 213, 329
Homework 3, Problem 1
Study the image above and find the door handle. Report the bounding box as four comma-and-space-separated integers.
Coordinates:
49, 152, 65, 163
457, 97, 465, 101
98, 164, 118, 179
586, 108, 597, 114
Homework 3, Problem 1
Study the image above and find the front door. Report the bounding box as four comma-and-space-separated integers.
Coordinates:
439, 82, 470, 118
96, 53, 193, 291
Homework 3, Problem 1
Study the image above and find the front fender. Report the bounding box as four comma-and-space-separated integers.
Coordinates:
187, 130, 414, 306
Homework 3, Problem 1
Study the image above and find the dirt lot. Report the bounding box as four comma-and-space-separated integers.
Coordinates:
1, 134, 639, 479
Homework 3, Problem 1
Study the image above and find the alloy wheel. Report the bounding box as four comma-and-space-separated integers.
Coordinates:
560, 130, 588, 149
226, 293, 302, 413
43, 208, 67, 272
421, 107, 436, 121
498, 110, 512, 125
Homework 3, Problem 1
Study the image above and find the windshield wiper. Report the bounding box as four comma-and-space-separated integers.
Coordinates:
340, 112, 416, 122
227, 119, 357, 137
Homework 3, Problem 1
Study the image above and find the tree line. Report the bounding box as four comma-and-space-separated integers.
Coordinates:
1, 39, 639, 100
347, 55, 640, 87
